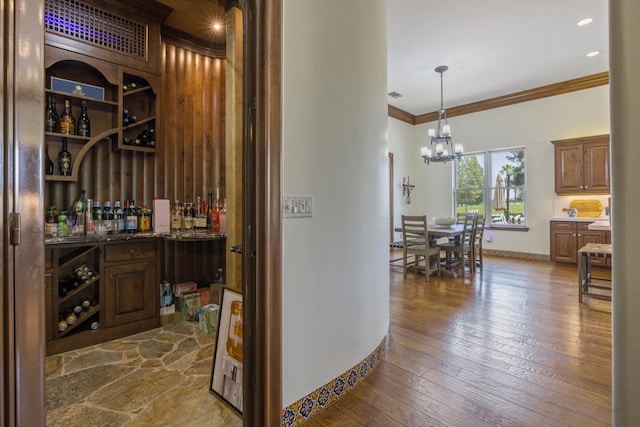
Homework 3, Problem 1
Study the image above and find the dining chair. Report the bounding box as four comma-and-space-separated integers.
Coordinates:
473, 213, 486, 270
401, 215, 441, 282
438, 213, 477, 275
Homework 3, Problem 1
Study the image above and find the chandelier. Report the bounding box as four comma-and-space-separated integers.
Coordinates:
421, 65, 463, 164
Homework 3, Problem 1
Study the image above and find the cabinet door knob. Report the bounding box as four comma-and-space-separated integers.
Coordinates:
572, 233, 576, 236
584, 186, 589, 189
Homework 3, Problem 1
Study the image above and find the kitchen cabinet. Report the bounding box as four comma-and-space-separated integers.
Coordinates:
552, 134, 610, 195
44, 46, 159, 183
103, 241, 159, 327
550, 221, 610, 266
45, 238, 161, 355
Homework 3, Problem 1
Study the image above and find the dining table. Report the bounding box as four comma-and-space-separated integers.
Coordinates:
394, 223, 465, 278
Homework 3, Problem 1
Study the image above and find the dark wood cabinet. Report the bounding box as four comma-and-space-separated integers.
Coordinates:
103, 241, 159, 327
552, 135, 610, 195
45, 238, 160, 355
550, 221, 610, 266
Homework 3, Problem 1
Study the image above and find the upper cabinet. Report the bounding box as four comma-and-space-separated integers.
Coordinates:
552, 134, 610, 195
43, 0, 170, 182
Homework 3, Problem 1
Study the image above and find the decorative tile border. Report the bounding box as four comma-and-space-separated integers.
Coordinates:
483, 249, 550, 261
281, 333, 389, 426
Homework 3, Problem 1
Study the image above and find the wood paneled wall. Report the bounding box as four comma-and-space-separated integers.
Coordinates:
45, 43, 226, 212
158, 43, 226, 205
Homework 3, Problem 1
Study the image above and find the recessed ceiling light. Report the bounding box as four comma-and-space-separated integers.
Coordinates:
586, 51, 600, 57
577, 17, 593, 26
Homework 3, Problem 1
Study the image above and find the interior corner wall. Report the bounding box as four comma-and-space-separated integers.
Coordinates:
389, 85, 610, 256
281, 0, 389, 406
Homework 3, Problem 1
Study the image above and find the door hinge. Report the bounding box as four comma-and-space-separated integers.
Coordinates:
10, 212, 21, 246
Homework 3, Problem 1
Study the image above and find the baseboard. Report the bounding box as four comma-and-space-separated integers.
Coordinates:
281, 332, 389, 426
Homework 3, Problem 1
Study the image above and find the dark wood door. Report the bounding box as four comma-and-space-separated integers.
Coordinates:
554, 144, 583, 194
104, 261, 158, 327
583, 140, 610, 193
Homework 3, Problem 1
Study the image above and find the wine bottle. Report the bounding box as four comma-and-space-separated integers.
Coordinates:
125, 200, 138, 234
45, 94, 59, 133
211, 188, 221, 233
70, 189, 86, 235
59, 98, 75, 135
58, 137, 72, 176
45, 144, 54, 175
77, 101, 91, 137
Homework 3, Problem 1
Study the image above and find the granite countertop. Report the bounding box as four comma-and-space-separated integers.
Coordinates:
549, 216, 609, 222
587, 220, 611, 231
45, 231, 226, 245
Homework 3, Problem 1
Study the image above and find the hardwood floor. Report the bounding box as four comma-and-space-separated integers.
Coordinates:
305, 252, 612, 426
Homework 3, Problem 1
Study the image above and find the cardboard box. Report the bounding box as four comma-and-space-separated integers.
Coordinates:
181, 291, 200, 321
199, 303, 220, 334
160, 304, 175, 316
198, 288, 210, 306
153, 199, 170, 233
174, 281, 197, 298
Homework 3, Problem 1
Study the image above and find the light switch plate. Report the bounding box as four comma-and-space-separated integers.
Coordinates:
283, 195, 312, 218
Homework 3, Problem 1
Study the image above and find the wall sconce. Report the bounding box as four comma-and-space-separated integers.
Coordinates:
402, 176, 415, 204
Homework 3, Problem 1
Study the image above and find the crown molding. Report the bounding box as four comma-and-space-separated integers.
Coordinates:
389, 72, 609, 125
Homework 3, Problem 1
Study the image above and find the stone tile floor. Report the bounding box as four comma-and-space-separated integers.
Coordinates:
46, 321, 242, 426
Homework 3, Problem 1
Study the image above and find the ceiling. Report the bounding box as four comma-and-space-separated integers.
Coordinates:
157, 0, 609, 117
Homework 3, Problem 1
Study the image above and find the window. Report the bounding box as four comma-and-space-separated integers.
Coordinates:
454, 148, 527, 228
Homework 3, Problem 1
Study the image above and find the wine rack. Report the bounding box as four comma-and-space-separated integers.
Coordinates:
53, 245, 101, 341
44, 46, 159, 182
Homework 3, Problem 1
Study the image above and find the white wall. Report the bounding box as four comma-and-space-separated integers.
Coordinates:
281, 0, 389, 406
389, 85, 610, 255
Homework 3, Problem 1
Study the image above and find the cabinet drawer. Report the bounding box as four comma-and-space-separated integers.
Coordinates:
550, 221, 576, 230
576, 222, 595, 231
104, 241, 157, 262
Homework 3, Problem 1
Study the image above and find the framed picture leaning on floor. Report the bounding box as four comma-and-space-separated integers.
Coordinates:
210, 287, 243, 415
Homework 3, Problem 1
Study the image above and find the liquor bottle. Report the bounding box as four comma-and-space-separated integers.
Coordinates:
103, 201, 113, 234
219, 198, 227, 234
93, 201, 105, 236
206, 192, 213, 229
45, 206, 58, 238
77, 101, 91, 137
114, 201, 124, 233
69, 189, 86, 235
85, 198, 95, 235
45, 93, 59, 132
195, 197, 208, 230
45, 144, 54, 175
57, 210, 68, 237
125, 200, 138, 234
139, 204, 151, 232
170, 199, 182, 232
58, 137, 72, 176
59, 98, 75, 135
183, 202, 195, 231
211, 188, 221, 233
